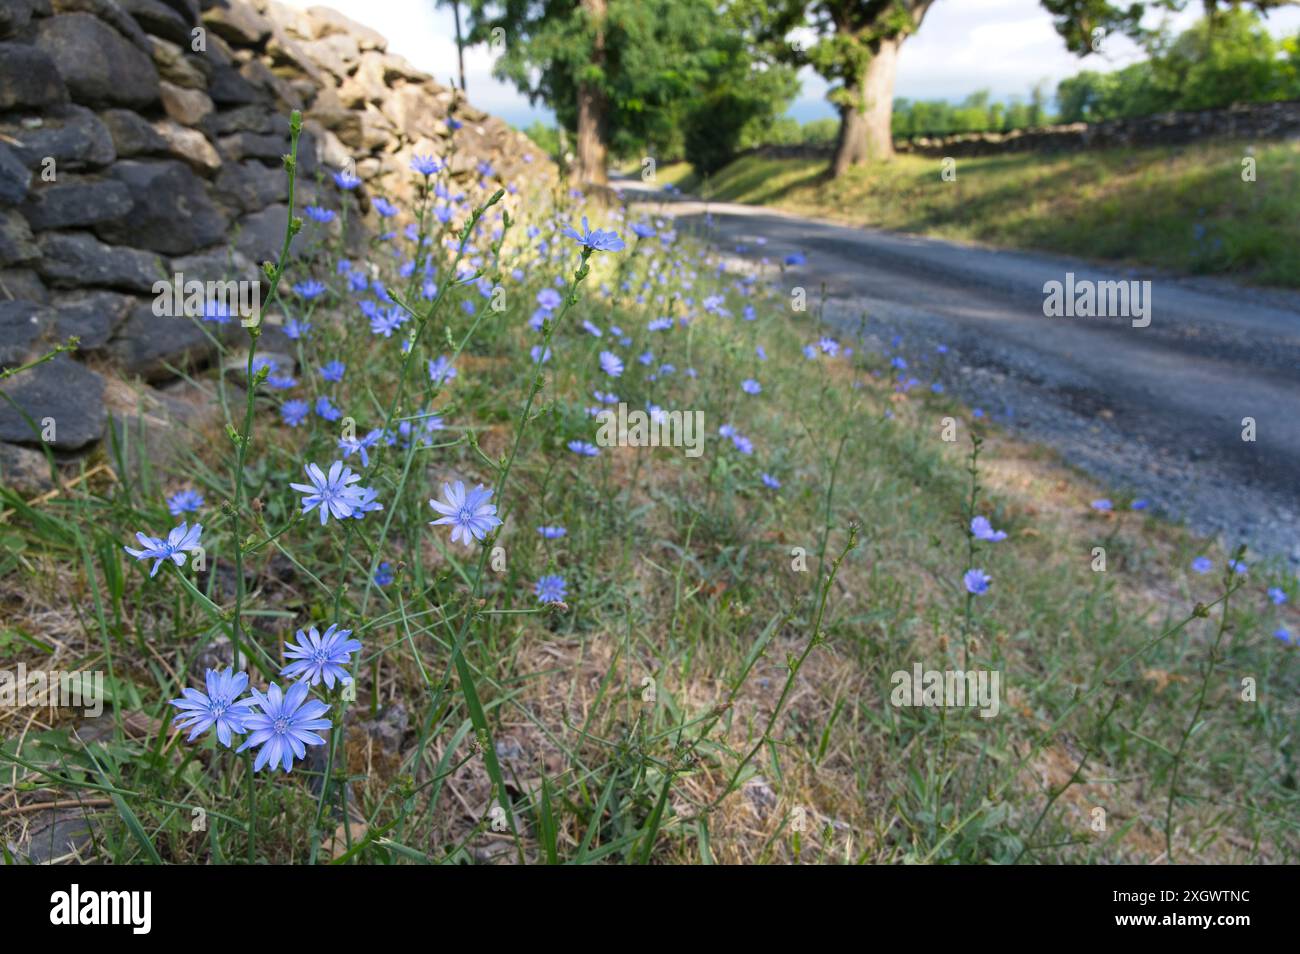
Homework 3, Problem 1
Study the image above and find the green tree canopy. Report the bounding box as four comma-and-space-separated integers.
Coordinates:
468, 0, 793, 184
1057, 7, 1299, 121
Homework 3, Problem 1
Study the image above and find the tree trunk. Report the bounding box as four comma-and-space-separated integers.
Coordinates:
452, 0, 466, 93
830, 34, 900, 177
575, 85, 608, 187
575, 0, 608, 187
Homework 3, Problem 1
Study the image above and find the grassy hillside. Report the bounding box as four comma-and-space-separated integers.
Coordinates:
685, 141, 1300, 287
2, 117, 1297, 865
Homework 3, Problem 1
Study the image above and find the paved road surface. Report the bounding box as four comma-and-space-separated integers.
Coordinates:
623, 184, 1300, 561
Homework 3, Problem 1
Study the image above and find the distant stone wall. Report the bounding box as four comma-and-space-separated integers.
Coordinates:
897, 99, 1300, 157
0, 0, 555, 486
739, 99, 1300, 164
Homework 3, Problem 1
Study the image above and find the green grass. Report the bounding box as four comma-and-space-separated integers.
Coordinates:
685, 140, 1300, 287
612, 158, 695, 190
1, 115, 1297, 865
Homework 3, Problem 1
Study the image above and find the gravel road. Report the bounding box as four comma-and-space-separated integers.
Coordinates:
625, 184, 1300, 562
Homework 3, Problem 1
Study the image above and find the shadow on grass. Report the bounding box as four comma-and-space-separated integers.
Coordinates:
703, 158, 828, 205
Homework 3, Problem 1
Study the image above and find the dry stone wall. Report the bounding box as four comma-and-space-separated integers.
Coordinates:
896, 99, 1300, 157
0, 0, 555, 487
740, 100, 1300, 162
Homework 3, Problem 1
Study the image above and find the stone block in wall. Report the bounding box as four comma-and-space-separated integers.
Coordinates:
18, 174, 134, 229
266, 26, 326, 86
200, 0, 271, 46
214, 158, 287, 212
150, 36, 209, 89
159, 0, 200, 23
168, 243, 253, 284
312, 96, 394, 153
0, 0, 46, 39
0, 106, 116, 170
204, 36, 264, 104
239, 57, 302, 109
303, 5, 385, 51
0, 300, 48, 368
120, 0, 193, 45
338, 57, 387, 108
0, 442, 53, 494
0, 42, 68, 111
0, 210, 40, 267
207, 64, 262, 105
151, 119, 222, 174
203, 103, 277, 136
295, 127, 318, 177
445, 150, 476, 177
452, 101, 487, 124
287, 77, 318, 109
302, 119, 350, 173
217, 130, 287, 162
100, 108, 170, 157
355, 156, 380, 180
36, 231, 163, 291
258, 0, 311, 38
50, 290, 137, 349
0, 145, 33, 207
107, 300, 237, 381
378, 53, 425, 85
306, 103, 361, 149
337, 52, 424, 108
51, 0, 153, 52
159, 81, 215, 125
298, 33, 358, 80
0, 268, 48, 303
0, 356, 105, 450
94, 159, 228, 253
356, 106, 396, 152
231, 202, 297, 264
380, 83, 443, 142
36, 12, 161, 109
0, 292, 134, 363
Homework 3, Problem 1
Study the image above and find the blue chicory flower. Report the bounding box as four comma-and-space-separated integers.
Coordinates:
280, 624, 363, 689
534, 574, 567, 604
124, 522, 203, 577
238, 681, 332, 773
167, 489, 204, 516
282, 399, 310, 427
971, 516, 1007, 542
290, 461, 366, 525
429, 481, 502, 547
561, 216, 625, 252
170, 667, 254, 747
599, 351, 624, 377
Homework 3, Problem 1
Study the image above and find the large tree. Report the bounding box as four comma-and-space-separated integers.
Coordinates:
811, 1, 934, 175
740, 0, 935, 176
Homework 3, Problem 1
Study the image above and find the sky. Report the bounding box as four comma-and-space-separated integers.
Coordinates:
282, 0, 1300, 127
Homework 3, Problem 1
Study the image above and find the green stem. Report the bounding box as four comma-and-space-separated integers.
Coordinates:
229, 111, 304, 680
